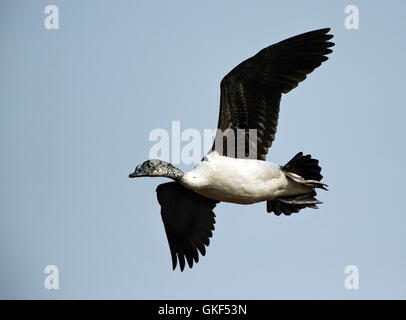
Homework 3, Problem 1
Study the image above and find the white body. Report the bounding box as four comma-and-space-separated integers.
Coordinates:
181, 151, 311, 204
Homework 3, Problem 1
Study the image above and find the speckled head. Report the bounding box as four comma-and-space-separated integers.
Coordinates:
129, 159, 184, 181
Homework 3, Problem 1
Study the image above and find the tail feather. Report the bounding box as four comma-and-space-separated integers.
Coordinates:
267, 152, 327, 216
282, 152, 323, 182
284, 171, 328, 190
267, 191, 321, 216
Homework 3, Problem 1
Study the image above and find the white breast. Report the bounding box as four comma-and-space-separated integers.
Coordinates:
181, 152, 292, 204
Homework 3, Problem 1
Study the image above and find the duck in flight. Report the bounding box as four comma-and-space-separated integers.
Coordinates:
129, 28, 334, 271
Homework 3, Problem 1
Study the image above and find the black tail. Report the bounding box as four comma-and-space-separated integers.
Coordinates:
282, 152, 323, 182
267, 152, 327, 216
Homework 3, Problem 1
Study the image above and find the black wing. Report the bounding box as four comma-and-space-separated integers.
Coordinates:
156, 182, 219, 271
211, 28, 334, 160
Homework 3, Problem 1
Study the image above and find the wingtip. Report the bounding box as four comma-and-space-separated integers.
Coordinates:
320, 27, 331, 34
318, 28, 334, 40
309, 27, 332, 36
179, 261, 185, 272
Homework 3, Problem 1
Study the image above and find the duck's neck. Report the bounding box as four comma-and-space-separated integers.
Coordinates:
163, 165, 184, 181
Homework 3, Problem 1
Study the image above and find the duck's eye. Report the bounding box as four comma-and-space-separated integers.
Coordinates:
150, 160, 159, 166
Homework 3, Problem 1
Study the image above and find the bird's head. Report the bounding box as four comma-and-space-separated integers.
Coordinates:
129, 159, 184, 180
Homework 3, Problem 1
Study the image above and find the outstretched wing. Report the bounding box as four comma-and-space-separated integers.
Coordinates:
211, 28, 334, 160
156, 182, 219, 271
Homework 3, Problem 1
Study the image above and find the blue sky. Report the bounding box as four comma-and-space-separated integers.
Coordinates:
1, 0, 405, 299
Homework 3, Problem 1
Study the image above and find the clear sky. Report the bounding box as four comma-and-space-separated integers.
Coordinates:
1, 0, 405, 299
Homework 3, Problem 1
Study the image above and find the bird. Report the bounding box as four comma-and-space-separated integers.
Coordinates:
129, 28, 334, 271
